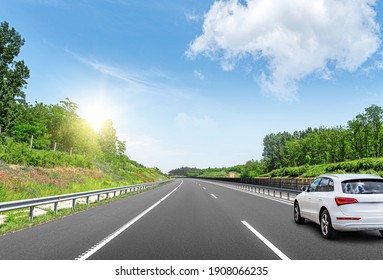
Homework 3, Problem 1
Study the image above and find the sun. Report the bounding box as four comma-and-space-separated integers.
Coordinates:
82, 102, 110, 132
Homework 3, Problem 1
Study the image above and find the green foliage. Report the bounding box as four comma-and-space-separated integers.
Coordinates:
0, 138, 93, 168
240, 160, 266, 178
99, 119, 118, 158
0, 21, 30, 133
168, 167, 202, 177
259, 158, 383, 178
0, 156, 167, 203
262, 105, 383, 172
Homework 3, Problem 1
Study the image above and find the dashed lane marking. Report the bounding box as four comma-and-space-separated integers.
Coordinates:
242, 220, 290, 260
76, 180, 183, 260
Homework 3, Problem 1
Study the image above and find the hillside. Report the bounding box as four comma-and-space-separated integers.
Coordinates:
0, 159, 167, 202
0, 140, 167, 202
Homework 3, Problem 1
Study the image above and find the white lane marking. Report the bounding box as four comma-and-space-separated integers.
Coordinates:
211, 193, 218, 199
203, 187, 206, 190
241, 220, 290, 260
76, 180, 183, 260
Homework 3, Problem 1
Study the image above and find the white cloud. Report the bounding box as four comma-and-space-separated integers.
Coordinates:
193, 70, 205, 80
64, 49, 157, 89
187, 0, 381, 101
363, 51, 383, 73
185, 10, 202, 22
174, 112, 216, 129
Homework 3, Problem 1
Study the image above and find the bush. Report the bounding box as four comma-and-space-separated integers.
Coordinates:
0, 138, 93, 168
262, 158, 383, 178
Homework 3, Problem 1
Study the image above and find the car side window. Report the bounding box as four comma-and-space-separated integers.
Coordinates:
315, 177, 334, 192
309, 178, 321, 192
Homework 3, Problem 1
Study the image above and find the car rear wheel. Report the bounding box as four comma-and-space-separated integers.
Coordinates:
294, 201, 305, 224
320, 209, 336, 239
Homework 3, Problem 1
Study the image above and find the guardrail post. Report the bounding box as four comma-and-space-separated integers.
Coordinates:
54, 202, 58, 214
287, 193, 290, 200
29, 206, 34, 220
86, 196, 90, 204
72, 199, 76, 209
97, 194, 101, 203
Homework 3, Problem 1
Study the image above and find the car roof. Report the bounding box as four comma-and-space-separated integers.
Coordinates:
319, 174, 383, 181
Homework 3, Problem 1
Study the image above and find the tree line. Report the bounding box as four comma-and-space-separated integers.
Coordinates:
0, 21, 126, 164
262, 104, 383, 172
170, 104, 383, 178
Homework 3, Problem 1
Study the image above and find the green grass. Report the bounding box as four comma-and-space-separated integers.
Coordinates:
0, 181, 171, 236
0, 161, 168, 202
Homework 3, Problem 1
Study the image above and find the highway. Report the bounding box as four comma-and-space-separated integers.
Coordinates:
1, 178, 383, 260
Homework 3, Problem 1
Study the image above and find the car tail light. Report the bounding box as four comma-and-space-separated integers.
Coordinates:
335, 197, 359, 206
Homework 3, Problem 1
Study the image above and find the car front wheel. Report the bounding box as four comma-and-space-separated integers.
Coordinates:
294, 201, 305, 224
320, 209, 336, 239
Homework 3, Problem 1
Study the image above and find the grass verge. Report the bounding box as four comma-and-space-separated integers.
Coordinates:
0, 181, 171, 236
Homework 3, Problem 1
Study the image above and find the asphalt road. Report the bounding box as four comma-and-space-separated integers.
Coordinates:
1, 178, 383, 260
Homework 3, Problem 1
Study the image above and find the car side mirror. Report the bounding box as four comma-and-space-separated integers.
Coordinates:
301, 185, 308, 192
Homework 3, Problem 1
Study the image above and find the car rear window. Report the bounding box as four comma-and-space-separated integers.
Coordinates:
342, 179, 383, 194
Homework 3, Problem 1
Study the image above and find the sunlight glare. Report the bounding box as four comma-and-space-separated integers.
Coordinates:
82, 101, 111, 132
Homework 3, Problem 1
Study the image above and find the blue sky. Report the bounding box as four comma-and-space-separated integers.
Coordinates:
1, 0, 383, 173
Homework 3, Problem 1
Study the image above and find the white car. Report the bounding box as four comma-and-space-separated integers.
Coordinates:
294, 174, 383, 239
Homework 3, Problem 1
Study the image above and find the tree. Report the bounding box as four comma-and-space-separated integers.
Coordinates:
68, 118, 101, 156
99, 119, 117, 158
262, 132, 293, 171
45, 98, 82, 152
240, 160, 266, 178
12, 102, 51, 149
347, 105, 383, 159
364, 105, 383, 157
117, 140, 126, 157
0, 21, 30, 133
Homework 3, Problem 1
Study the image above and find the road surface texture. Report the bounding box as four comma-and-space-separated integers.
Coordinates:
1, 178, 383, 260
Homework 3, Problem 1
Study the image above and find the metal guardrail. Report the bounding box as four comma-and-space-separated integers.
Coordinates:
200, 178, 303, 202
198, 177, 312, 191
0, 179, 172, 220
